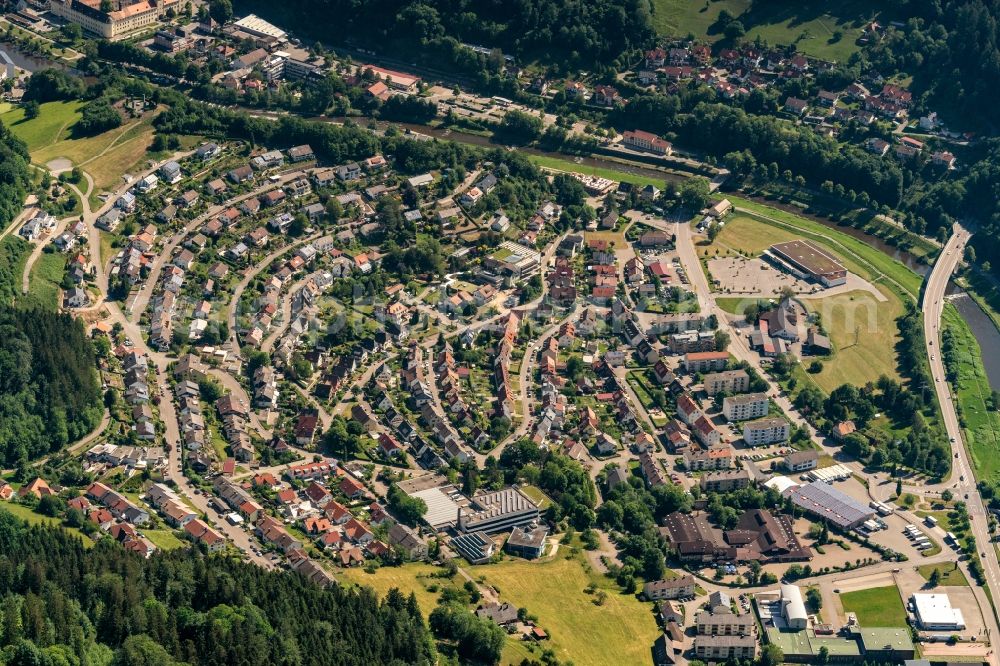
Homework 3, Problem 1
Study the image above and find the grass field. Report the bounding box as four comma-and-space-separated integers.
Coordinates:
942, 305, 1000, 483
703, 212, 906, 389
0, 101, 83, 152
839, 585, 907, 626
700, 213, 800, 257
527, 154, 670, 189
144, 529, 188, 551
917, 563, 969, 587
650, 0, 880, 62
1, 100, 158, 198
20, 251, 66, 311
477, 553, 660, 665
344, 551, 660, 666
0, 502, 94, 547
715, 296, 759, 314
340, 563, 465, 620
801, 289, 904, 391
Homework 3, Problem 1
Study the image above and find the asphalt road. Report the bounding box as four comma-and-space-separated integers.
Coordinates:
921, 226, 1000, 661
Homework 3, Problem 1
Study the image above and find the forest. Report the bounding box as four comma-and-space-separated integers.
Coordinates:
232, 0, 654, 71
0, 120, 31, 238
0, 509, 437, 665
864, 0, 1000, 129
0, 308, 103, 469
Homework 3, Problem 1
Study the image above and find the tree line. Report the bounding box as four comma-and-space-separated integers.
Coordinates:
0, 508, 437, 665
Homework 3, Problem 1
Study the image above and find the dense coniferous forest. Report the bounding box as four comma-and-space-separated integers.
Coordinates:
0, 308, 103, 467
0, 121, 31, 233
0, 510, 437, 665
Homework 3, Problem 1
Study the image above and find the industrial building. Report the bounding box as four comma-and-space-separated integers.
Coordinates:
457, 487, 540, 534
780, 584, 808, 630
767, 239, 848, 287
783, 481, 875, 529
911, 593, 966, 631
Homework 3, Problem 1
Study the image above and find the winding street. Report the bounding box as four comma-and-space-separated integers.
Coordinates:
129, 168, 307, 322
69, 155, 276, 569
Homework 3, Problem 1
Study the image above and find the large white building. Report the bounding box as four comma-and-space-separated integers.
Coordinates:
780, 584, 808, 630
911, 593, 966, 631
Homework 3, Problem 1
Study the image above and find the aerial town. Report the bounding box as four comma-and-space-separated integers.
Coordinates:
0, 0, 997, 665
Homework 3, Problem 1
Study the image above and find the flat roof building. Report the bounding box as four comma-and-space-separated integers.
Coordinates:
783, 481, 874, 529
768, 239, 847, 287
457, 487, 539, 534
505, 525, 549, 559
911, 593, 966, 631
233, 14, 286, 40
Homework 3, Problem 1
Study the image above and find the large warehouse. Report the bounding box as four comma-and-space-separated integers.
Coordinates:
783, 481, 874, 529
768, 239, 848, 287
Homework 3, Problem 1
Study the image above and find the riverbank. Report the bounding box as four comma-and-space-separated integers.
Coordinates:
942, 303, 1000, 483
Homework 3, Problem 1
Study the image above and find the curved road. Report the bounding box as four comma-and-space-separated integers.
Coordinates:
922, 225, 1000, 660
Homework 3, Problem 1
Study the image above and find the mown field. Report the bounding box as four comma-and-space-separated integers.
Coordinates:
801, 289, 904, 392
839, 585, 907, 626
651, 0, 882, 62
917, 562, 969, 586
0, 100, 157, 197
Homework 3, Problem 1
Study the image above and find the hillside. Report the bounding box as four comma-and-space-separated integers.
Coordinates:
0, 308, 103, 467
0, 508, 437, 665
651, 0, 884, 61
233, 0, 654, 70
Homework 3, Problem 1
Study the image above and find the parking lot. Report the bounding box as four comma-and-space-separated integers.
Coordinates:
708, 256, 817, 297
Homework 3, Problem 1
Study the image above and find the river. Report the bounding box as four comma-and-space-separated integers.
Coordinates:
950, 291, 1000, 391
0, 40, 69, 73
